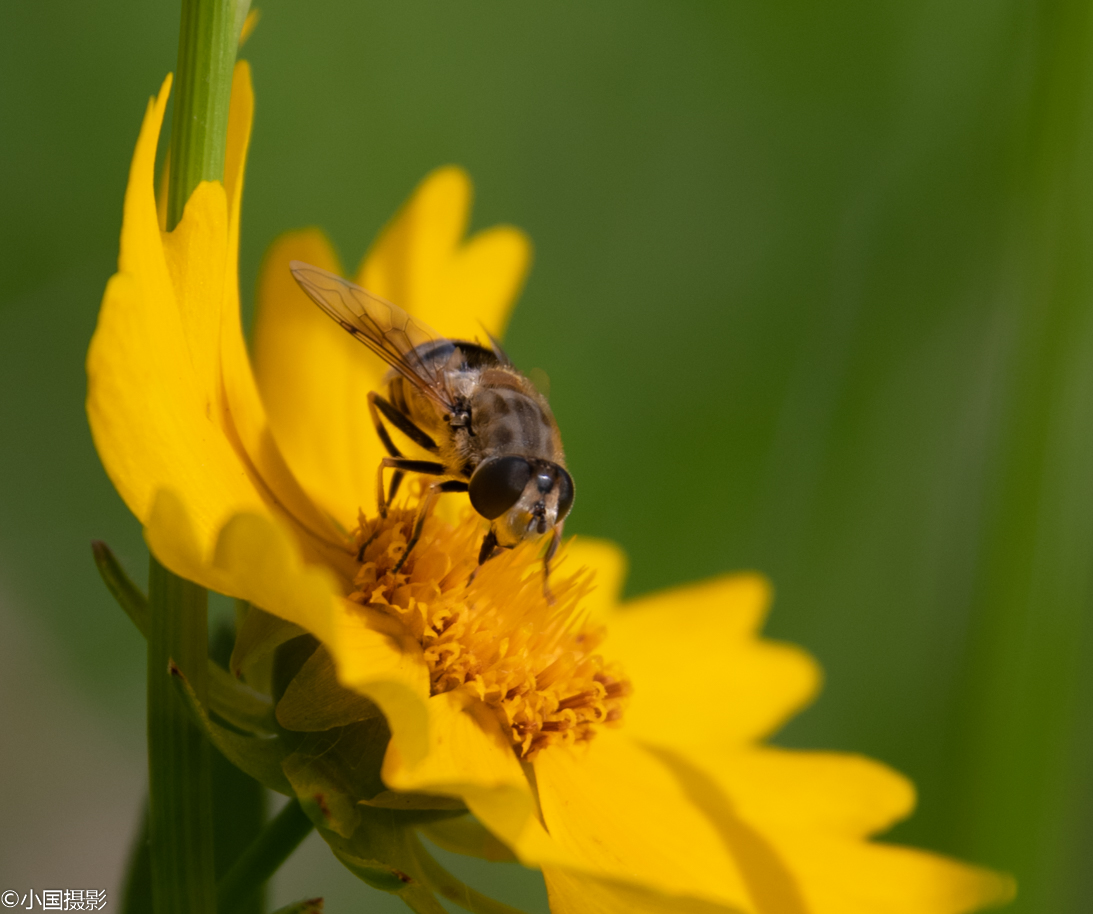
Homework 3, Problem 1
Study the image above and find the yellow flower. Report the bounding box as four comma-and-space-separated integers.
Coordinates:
88, 67, 1015, 914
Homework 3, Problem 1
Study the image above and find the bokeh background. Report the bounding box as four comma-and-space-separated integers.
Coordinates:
3, 1, 1092, 911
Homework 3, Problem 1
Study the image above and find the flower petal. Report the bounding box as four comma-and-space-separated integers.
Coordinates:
564, 537, 628, 626
378, 688, 581, 870
252, 229, 387, 527
89, 69, 344, 574
216, 63, 349, 553
382, 689, 527, 796
87, 78, 270, 550
533, 731, 756, 909
643, 744, 1015, 914
357, 166, 531, 342
772, 840, 1016, 914
543, 867, 741, 914
605, 574, 820, 746
679, 746, 916, 839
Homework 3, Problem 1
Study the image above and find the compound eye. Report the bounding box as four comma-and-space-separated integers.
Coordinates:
556, 467, 575, 521
469, 457, 533, 520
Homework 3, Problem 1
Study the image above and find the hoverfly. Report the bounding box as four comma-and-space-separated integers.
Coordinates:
290, 262, 574, 581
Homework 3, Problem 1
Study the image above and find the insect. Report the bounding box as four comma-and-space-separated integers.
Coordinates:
290, 261, 574, 581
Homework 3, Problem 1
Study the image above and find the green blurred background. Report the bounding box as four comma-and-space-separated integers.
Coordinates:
2, 1, 1091, 910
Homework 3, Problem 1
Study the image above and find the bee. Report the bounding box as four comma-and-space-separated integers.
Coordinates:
290, 261, 574, 580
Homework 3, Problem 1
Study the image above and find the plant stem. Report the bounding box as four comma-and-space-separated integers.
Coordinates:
217, 800, 315, 913
166, 0, 244, 230
145, 1, 242, 908
147, 556, 216, 914
211, 620, 268, 914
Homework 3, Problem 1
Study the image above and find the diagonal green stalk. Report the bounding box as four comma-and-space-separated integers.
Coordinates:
147, 556, 217, 914
216, 799, 314, 913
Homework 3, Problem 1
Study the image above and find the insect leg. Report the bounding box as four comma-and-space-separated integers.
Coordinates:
367, 392, 404, 459
369, 393, 440, 508
370, 392, 439, 453
376, 456, 446, 517
368, 395, 404, 514
391, 478, 451, 576
478, 529, 500, 565
465, 529, 502, 588
541, 522, 564, 605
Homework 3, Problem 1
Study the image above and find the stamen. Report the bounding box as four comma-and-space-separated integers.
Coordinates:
348, 501, 631, 758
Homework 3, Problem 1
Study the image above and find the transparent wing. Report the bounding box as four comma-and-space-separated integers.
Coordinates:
289, 261, 456, 411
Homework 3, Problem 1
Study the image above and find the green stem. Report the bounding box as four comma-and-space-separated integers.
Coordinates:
120, 804, 152, 914
210, 620, 268, 914
147, 556, 216, 914
166, 0, 245, 230
217, 800, 315, 913
146, 1, 242, 907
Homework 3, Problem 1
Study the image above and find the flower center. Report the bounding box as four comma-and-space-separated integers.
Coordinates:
348, 502, 631, 758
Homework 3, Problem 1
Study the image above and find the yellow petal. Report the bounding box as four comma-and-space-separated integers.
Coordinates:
377, 687, 579, 869
643, 744, 1014, 914
327, 603, 432, 767
87, 77, 269, 547
605, 574, 820, 747
357, 165, 531, 341
89, 71, 342, 574
252, 229, 386, 527
216, 63, 347, 552
543, 868, 741, 914
382, 689, 527, 796
563, 536, 628, 626
774, 839, 1016, 914
534, 730, 756, 909
679, 746, 915, 839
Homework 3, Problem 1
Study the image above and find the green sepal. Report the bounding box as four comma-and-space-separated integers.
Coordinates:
276, 645, 385, 731
290, 762, 362, 839
319, 807, 529, 914
280, 715, 391, 836
408, 832, 531, 914
418, 815, 518, 863
92, 541, 150, 637
233, 603, 307, 685
270, 901, 324, 914
95, 541, 278, 737
362, 791, 467, 812
170, 660, 294, 795
320, 808, 438, 898
209, 665, 277, 735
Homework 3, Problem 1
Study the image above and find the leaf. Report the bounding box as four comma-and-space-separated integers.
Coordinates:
170, 661, 294, 795
93, 543, 276, 736
92, 540, 150, 637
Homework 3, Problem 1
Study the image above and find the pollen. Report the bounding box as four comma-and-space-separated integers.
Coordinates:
348, 502, 631, 759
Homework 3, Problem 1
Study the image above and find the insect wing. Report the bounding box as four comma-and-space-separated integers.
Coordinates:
289, 261, 455, 410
